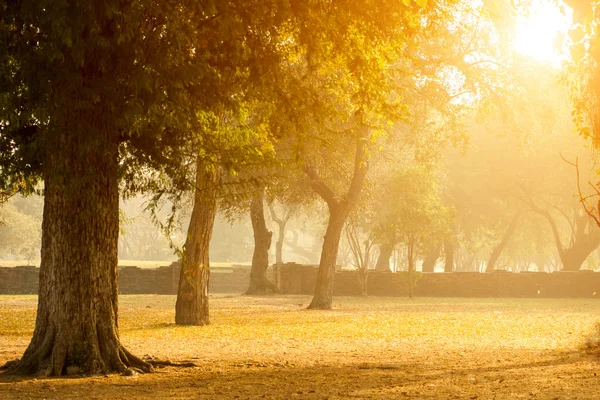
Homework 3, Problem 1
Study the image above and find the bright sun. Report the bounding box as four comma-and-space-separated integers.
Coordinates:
513, 0, 572, 64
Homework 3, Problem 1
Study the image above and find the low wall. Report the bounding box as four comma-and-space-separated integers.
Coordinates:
276, 263, 600, 298
0, 263, 252, 295
2, 262, 599, 298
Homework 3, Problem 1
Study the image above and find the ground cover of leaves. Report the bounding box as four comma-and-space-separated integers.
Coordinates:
0, 295, 599, 399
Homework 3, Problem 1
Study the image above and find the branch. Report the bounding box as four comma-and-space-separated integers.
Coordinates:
346, 128, 369, 205
564, 155, 600, 228
303, 164, 339, 209
268, 203, 283, 225
517, 184, 565, 257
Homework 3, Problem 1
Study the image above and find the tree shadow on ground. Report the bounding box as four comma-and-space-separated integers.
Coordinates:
0, 350, 598, 399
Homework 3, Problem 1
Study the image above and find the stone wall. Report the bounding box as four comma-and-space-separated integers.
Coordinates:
2, 262, 600, 298
0, 263, 253, 295
275, 263, 600, 298
0, 266, 39, 294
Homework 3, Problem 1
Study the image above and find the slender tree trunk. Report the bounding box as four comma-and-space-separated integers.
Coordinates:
486, 212, 521, 272
444, 240, 454, 272
374, 241, 394, 271
275, 222, 285, 264
421, 244, 441, 273
305, 130, 369, 309
175, 159, 219, 325
10, 127, 150, 376
358, 267, 368, 296
268, 204, 290, 265
246, 192, 278, 294
307, 204, 350, 309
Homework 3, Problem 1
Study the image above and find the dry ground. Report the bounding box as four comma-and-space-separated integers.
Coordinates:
0, 295, 599, 399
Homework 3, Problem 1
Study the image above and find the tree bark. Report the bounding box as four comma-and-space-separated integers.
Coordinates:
421, 244, 441, 273
268, 203, 291, 265
9, 127, 150, 376
246, 192, 278, 294
486, 212, 521, 272
307, 204, 351, 308
306, 132, 369, 310
175, 159, 219, 325
444, 240, 454, 272
374, 241, 394, 271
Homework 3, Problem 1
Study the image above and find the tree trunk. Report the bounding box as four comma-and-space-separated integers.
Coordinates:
531, 207, 600, 272
561, 246, 598, 271
10, 128, 150, 376
268, 203, 290, 265
307, 204, 350, 309
305, 131, 369, 309
444, 240, 454, 272
246, 192, 278, 294
275, 222, 285, 264
357, 267, 368, 296
486, 212, 521, 272
407, 243, 415, 299
175, 159, 219, 325
374, 241, 394, 271
421, 244, 441, 273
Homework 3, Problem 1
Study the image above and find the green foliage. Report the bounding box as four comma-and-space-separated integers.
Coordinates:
375, 164, 454, 251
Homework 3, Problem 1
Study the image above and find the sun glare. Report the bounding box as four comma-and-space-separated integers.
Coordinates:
513, 0, 572, 64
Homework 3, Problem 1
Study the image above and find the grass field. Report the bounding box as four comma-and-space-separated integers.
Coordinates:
1, 295, 600, 399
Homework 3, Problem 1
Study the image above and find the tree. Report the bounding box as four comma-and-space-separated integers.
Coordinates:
246, 190, 278, 294
375, 164, 453, 297
175, 160, 220, 325
0, 0, 296, 374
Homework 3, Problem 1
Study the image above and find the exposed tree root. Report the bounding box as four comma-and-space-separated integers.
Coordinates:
245, 277, 280, 295
306, 297, 333, 310
4, 341, 153, 377
144, 359, 198, 368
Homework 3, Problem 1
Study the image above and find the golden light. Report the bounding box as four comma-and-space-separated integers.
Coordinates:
513, 0, 572, 64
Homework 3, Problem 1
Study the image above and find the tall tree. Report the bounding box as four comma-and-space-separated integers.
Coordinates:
246, 190, 278, 294
0, 0, 295, 374
175, 160, 220, 325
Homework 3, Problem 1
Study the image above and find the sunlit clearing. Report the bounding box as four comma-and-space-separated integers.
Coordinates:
513, 0, 572, 64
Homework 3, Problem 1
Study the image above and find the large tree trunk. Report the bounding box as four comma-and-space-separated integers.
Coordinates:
444, 240, 454, 272
531, 206, 600, 272
246, 192, 278, 294
175, 159, 219, 325
10, 128, 150, 376
374, 241, 394, 271
421, 244, 441, 273
486, 212, 521, 272
307, 204, 350, 309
